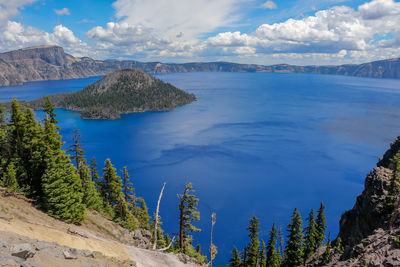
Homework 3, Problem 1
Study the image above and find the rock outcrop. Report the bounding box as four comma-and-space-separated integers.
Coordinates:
0, 45, 399, 86
308, 137, 400, 266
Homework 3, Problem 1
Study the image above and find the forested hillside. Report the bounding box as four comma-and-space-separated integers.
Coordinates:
27, 69, 196, 119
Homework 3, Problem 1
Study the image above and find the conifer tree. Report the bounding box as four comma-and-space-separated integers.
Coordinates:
68, 128, 85, 171
103, 158, 122, 204
90, 156, 105, 198
304, 209, 317, 261
2, 162, 18, 191
44, 96, 58, 125
246, 216, 261, 266
80, 164, 103, 211
41, 112, 86, 223
178, 182, 200, 252
323, 233, 331, 264
9, 98, 27, 187
41, 151, 86, 223
266, 223, 280, 267
122, 166, 135, 205
284, 208, 304, 267
260, 240, 267, 267
315, 202, 327, 248
229, 246, 242, 267
135, 197, 151, 229
335, 237, 344, 254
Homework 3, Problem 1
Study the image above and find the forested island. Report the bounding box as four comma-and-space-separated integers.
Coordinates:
26, 68, 196, 119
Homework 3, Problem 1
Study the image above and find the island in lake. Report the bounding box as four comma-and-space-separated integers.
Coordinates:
26, 68, 196, 119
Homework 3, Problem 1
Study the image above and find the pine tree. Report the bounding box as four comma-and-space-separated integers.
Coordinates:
9, 98, 27, 187
90, 156, 105, 198
284, 208, 304, 267
102, 158, 122, 204
323, 233, 331, 264
68, 128, 85, 171
178, 182, 200, 252
122, 166, 135, 206
315, 202, 327, 248
2, 162, 19, 191
44, 96, 58, 125
303, 209, 317, 261
246, 216, 260, 266
266, 223, 280, 267
335, 237, 344, 254
41, 112, 85, 223
80, 164, 103, 211
260, 240, 267, 267
135, 197, 151, 229
229, 246, 242, 267
41, 151, 86, 223
21, 108, 44, 194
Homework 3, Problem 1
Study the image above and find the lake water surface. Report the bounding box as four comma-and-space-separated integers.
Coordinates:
1, 72, 400, 264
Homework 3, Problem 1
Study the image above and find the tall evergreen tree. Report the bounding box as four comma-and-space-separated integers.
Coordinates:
266, 223, 280, 267
68, 128, 85, 171
80, 164, 103, 211
284, 208, 304, 267
260, 240, 267, 267
102, 158, 122, 204
303, 209, 317, 261
2, 162, 18, 191
90, 156, 105, 197
229, 246, 242, 267
246, 216, 261, 266
41, 112, 85, 223
122, 166, 135, 205
44, 96, 58, 125
178, 182, 200, 252
41, 151, 86, 223
135, 197, 151, 229
315, 202, 327, 248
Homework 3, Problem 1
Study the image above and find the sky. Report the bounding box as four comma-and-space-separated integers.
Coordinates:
0, 0, 399, 65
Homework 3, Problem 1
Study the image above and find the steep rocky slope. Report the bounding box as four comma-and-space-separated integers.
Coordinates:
0, 187, 203, 267
0, 45, 399, 86
308, 137, 400, 266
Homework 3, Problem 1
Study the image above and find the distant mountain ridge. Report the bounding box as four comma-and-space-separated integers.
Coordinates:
0, 45, 399, 86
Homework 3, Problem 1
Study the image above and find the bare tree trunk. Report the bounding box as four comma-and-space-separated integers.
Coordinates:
153, 182, 166, 250
209, 213, 216, 267
158, 236, 176, 252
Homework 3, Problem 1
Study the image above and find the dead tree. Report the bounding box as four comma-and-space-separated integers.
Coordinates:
153, 182, 166, 250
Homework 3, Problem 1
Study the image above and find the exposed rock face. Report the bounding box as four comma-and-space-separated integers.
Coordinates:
308, 136, 400, 266
0, 45, 399, 86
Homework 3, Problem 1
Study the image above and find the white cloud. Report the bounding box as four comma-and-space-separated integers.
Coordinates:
54, 7, 70, 16
0, 0, 38, 26
200, 0, 400, 61
0, 21, 88, 56
261, 1, 277, 10
111, 0, 246, 41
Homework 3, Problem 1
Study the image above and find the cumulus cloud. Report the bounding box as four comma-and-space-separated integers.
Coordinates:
0, 21, 88, 56
54, 7, 70, 16
111, 0, 246, 41
0, 0, 38, 26
261, 1, 277, 9
200, 0, 400, 61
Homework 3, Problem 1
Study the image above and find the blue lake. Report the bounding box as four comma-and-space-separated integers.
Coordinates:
2, 72, 400, 264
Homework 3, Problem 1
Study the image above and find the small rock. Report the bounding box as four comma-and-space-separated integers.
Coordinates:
80, 250, 94, 258
69, 248, 78, 255
63, 250, 77, 260
11, 243, 35, 260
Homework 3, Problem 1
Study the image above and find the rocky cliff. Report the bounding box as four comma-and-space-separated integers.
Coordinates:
308, 137, 400, 266
0, 46, 399, 86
